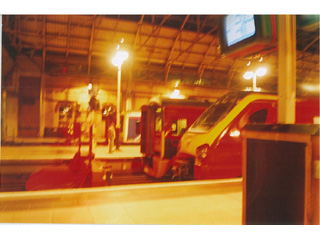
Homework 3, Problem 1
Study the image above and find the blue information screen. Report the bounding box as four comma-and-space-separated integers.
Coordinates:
225, 15, 256, 47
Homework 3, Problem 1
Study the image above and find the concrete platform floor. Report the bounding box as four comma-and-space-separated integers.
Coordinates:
0, 178, 242, 225
1, 144, 142, 161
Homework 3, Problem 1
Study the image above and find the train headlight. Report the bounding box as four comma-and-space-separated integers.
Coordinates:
229, 129, 240, 137
196, 144, 209, 162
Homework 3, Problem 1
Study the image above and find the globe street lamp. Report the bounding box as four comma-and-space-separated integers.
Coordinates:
112, 50, 128, 150
243, 67, 267, 91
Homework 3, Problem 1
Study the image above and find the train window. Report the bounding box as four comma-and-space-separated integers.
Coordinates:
172, 121, 177, 134
249, 109, 268, 124
172, 119, 187, 136
155, 108, 162, 132
190, 92, 240, 132
59, 104, 73, 120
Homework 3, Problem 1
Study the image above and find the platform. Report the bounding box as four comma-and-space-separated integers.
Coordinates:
2, 136, 108, 145
0, 144, 142, 161
0, 178, 242, 224
1, 144, 144, 190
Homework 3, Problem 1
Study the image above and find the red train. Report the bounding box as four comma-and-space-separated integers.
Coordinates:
172, 91, 320, 180
140, 97, 211, 178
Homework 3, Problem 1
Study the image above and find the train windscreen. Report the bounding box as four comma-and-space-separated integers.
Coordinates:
189, 92, 245, 132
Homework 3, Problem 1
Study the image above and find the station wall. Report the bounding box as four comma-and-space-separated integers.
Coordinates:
1, 54, 226, 142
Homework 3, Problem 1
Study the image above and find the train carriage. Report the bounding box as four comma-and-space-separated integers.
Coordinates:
173, 91, 320, 180
141, 97, 211, 178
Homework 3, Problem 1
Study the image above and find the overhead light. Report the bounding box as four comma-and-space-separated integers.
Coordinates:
112, 50, 129, 67
243, 71, 254, 80
256, 67, 267, 77
254, 87, 261, 92
169, 89, 185, 99
301, 83, 320, 92
243, 67, 267, 92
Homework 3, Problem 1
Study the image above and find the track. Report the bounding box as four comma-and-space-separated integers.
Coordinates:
0, 155, 176, 192
0, 173, 31, 192
111, 173, 156, 185
0, 172, 174, 192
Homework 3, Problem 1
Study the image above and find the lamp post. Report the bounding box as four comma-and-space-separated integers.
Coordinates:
243, 67, 267, 91
112, 50, 128, 150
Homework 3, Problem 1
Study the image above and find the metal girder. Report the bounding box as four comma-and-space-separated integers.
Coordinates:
88, 16, 96, 75
136, 69, 164, 82
136, 15, 171, 52
2, 15, 319, 93
165, 15, 190, 82
166, 15, 190, 65
133, 15, 145, 47
37, 45, 210, 66
42, 16, 46, 72
18, 16, 21, 51
44, 16, 93, 47
226, 59, 237, 88
111, 15, 121, 43
197, 15, 201, 32
197, 38, 217, 78
302, 35, 320, 53
174, 22, 218, 63
3, 17, 217, 58
66, 16, 71, 58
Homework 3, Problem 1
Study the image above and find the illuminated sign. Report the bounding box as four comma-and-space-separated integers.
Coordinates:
219, 15, 276, 57
226, 15, 256, 47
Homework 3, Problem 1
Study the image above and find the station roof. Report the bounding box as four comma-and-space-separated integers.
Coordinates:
1, 15, 319, 93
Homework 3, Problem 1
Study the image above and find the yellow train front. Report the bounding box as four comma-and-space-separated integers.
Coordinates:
173, 91, 320, 180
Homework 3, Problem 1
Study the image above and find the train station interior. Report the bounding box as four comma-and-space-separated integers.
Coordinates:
1, 2, 320, 238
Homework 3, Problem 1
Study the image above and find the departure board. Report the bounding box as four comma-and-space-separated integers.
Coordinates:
225, 15, 256, 47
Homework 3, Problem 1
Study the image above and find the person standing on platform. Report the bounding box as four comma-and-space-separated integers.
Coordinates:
108, 121, 116, 153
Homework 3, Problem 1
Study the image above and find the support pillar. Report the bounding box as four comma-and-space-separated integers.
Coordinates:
115, 66, 121, 150
39, 74, 46, 137
126, 69, 133, 112
278, 15, 296, 124
1, 90, 7, 142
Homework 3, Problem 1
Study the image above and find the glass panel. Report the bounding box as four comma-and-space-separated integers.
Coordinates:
249, 109, 268, 124
189, 92, 245, 132
172, 119, 187, 136
155, 107, 162, 132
